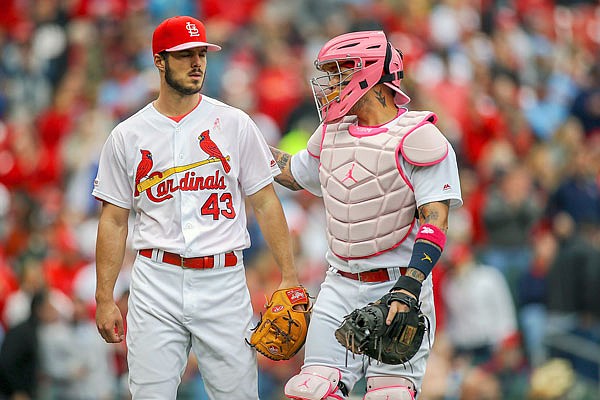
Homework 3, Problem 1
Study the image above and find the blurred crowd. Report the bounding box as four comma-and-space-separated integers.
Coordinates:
0, 0, 599, 399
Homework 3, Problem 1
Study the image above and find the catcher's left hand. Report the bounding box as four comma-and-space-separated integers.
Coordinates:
249, 286, 311, 361
335, 292, 427, 365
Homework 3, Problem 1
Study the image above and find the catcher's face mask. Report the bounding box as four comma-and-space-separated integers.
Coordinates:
311, 60, 357, 118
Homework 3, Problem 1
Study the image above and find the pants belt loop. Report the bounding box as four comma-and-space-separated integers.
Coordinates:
215, 253, 224, 268
388, 267, 401, 281
153, 249, 163, 263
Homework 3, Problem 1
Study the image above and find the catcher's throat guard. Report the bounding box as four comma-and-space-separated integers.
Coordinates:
335, 292, 428, 365
249, 286, 311, 361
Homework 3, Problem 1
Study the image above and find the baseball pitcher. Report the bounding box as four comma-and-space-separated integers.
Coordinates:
93, 16, 305, 400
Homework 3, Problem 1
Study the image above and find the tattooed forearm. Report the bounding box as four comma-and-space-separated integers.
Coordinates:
269, 146, 304, 191
405, 268, 425, 283
276, 173, 304, 191
275, 151, 291, 172
417, 200, 450, 231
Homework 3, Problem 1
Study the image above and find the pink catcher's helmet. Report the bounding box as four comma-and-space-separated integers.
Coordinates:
310, 31, 410, 123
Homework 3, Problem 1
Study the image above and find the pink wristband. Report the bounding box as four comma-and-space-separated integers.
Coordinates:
415, 223, 446, 250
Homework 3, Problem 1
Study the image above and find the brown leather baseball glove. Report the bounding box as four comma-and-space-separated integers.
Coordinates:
248, 286, 311, 361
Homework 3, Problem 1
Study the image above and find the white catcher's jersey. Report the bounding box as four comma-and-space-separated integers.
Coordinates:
92, 96, 280, 257
291, 111, 463, 272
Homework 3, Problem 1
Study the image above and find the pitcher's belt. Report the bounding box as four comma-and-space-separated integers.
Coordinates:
334, 267, 407, 282
139, 249, 238, 269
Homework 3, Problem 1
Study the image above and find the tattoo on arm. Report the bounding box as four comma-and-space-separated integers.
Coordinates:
406, 268, 425, 283
275, 152, 291, 172
374, 87, 387, 107
269, 146, 304, 191
418, 200, 450, 231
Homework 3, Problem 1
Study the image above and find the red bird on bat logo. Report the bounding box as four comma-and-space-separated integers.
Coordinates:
198, 129, 231, 173
134, 149, 153, 196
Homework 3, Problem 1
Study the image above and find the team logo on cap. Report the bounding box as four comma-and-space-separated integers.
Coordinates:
186, 22, 200, 37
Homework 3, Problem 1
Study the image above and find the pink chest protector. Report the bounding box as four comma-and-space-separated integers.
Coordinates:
315, 110, 447, 259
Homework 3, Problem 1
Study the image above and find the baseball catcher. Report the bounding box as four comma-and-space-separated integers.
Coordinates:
267, 29, 462, 400
335, 292, 428, 365
249, 286, 311, 361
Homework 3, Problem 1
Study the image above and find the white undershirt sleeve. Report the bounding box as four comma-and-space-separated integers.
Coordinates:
402, 143, 463, 209
291, 150, 322, 197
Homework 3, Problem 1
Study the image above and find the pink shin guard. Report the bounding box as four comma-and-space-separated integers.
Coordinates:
285, 366, 345, 399
363, 376, 416, 400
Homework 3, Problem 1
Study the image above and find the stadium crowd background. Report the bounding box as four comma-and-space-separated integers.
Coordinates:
0, 0, 599, 399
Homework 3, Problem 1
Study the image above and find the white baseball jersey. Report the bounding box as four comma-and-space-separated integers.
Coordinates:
92, 95, 280, 256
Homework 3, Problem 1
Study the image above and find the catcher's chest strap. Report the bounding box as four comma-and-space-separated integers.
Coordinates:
338, 381, 349, 397
333, 266, 407, 282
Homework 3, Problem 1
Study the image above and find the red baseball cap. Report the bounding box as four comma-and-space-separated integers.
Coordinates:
152, 16, 221, 55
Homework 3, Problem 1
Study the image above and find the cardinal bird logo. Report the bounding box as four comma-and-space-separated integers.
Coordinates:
198, 129, 231, 173
134, 149, 153, 196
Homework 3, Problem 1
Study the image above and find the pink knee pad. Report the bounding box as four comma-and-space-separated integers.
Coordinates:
363, 376, 416, 400
284, 366, 345, 399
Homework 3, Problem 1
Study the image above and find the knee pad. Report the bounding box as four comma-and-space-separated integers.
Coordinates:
284, 366, 345, 399
363, 376, 416, 400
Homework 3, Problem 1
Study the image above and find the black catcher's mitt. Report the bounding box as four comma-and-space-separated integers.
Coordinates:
334, 292, 427, 365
